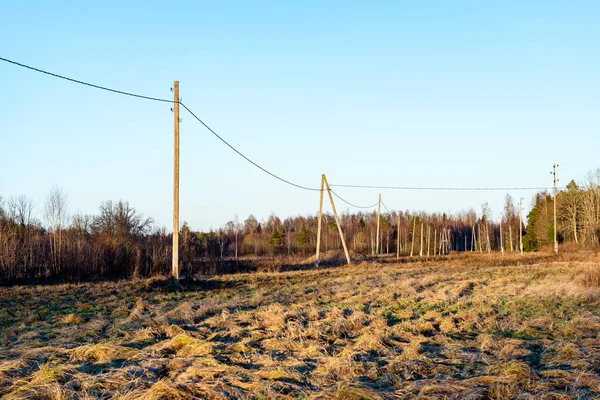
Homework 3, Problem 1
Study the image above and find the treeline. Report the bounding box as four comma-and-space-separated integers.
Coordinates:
2, 170, 600, 283
525, 170, 600, 251
0, 188, 254, 284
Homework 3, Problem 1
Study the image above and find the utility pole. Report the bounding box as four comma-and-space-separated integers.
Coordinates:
478, 223, 482, 253
172, 81, 180, 281
315, 174, 325, 266
375, 194, 381, 256
410, 217, 416, 257
499, 215, 504, 255
552, 164, 559, 254
519, 197, 524, 256
427, 225, 430, 257
419, 222, 424, 257
396, 212, 400, 260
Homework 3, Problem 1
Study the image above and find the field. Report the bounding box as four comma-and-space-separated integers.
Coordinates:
1, 253, 600, 399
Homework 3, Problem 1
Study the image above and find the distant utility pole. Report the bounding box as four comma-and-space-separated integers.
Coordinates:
172, 81, 180, 280
410, 217, 416, 257
396, 212, 400, 260
419, 222, 424, 257
552, 164, 559, 254
426, 225, 431, 256
375, 194, 381, 256
519, 197, 524, 256
499, 215, 504, 255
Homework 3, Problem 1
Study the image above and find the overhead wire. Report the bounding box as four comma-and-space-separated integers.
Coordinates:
1, 55, 564, 201
0, 56, 172, 103
561, 145, 600, 173
328, 189, 379, 209
0, 56, 320, 192
179, 102, 320, 191
329, 184, 561, 191
381, 200, 391, 214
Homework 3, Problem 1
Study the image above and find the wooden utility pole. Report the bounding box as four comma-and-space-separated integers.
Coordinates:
499, 216, 504, 255
519, 197, 524, 256
324, 176, 351, 265
552, 164, 559, 254
172, 81, 180, 281
315, 174, 326, 266
396, 212, 400, 260
486, 223, 491, 253
439, 229, 444, 255
410, 217, 416, 257
427, 225, 431, 257
375, 194, 381, 256
419, 222, 424, 257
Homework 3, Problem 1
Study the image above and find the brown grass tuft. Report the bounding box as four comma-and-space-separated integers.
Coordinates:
57, 313, 84, 324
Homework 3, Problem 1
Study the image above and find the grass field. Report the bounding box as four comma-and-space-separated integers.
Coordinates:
1, 253, 600, 399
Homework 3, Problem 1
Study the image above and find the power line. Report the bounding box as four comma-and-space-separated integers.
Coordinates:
0, 55, 320, 192
561, 144, 600, 172
330, 184, 561, 191
1, 56, 564, 196
381, 200, 391, 214
0, 56, 172, 103
179, 102, 320, 192
329, 189, 379, 209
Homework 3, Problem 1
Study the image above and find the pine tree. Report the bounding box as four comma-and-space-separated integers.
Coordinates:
297, 224, 310, 246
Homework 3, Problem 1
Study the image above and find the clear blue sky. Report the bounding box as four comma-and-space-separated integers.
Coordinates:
1, 1, 599, 231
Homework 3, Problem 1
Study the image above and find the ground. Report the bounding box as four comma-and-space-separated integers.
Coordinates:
1, 253, 600, 399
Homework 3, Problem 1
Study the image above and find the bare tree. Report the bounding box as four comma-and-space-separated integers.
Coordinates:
226, 215, 242, 259
504, 195, 517, 251
45, 186, 68, 275
72, 213, 91, 237
216, 228, 227, 259
559, 180, 581, 244
15, 195, 34, 228
92, 200, 153, 238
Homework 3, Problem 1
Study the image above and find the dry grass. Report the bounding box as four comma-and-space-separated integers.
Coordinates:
1, 252, 600, 398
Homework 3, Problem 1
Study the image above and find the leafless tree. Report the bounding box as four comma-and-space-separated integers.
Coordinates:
45, 186, 68, 275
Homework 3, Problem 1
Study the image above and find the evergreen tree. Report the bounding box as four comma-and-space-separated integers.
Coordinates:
297, 224, 310, 246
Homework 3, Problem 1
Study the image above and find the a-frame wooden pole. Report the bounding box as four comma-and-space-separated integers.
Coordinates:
172, 81, 180, 281
315, 174, 325, 266
324, 176, 351, 265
